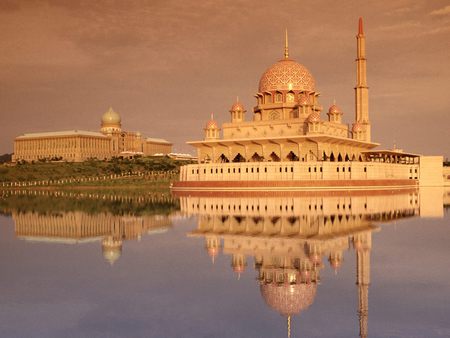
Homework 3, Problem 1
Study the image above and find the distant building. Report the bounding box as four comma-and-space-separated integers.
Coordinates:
12, 107, 172, 162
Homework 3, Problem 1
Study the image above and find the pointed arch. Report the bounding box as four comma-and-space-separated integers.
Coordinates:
251, 152, 264, 162
286, 151, 299, 161
232, 153, 246, 163
275, 91, 283, 103
338, 153, 343, 162
352, 154, 356, 161
330, 152, 335, 162
219, 154, 229, 163
269, 152, 281, 162
345, 154, 350, 162
323, 151, 328, 161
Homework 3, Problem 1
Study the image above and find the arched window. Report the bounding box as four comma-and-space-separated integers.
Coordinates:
275, 92, 283, 103
286, 91, 295, 103
338, 153, 343, 162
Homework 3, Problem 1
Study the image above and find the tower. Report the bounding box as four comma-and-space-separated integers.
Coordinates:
230, 98, 246, 123
204, 113, 220, 140
354, 18, 371, 142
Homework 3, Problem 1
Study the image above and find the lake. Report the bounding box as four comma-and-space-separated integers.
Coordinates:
0, 188, 449, 338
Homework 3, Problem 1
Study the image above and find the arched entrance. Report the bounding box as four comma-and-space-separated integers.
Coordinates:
219, 154, 229, 163
330, 152, 336, 162
232, 153, 246, 162
251, 152, 264, 162
269, 152, 281, 162
286, 151, 299, 161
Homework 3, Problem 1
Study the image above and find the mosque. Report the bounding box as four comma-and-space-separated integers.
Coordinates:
173, 18, 443, 191
12, 107, 172, 162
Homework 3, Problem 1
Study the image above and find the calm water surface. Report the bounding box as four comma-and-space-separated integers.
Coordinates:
0, 188, 449, 338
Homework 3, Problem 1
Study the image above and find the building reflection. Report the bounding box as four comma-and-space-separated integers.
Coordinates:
1, 191, 178, 265
13, 212, 171, 265
182, 189, 442, 337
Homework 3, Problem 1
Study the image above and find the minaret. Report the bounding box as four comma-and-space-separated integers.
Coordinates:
204, 113, 220, 140
355, 232, 371, 338
354, 17, 371, 142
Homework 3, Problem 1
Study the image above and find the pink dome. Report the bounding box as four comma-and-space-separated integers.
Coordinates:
307, 112, 320, 123
259, 59, 315, 93
206, 120, 218, 129
260, 283, 317, 316
230, 101, 245, 112
205, 113, 219, 129
328, 104, 342, 115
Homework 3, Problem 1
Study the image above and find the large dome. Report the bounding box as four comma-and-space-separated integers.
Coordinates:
258, 59, 315, 93
260, 283, 317, 316
101, 107, 121, 125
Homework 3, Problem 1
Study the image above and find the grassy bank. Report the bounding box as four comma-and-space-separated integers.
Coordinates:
0, 156, 190, 183
0, 188, 179, 216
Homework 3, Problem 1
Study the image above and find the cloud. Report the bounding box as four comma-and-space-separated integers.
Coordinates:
429, 5, 450, 16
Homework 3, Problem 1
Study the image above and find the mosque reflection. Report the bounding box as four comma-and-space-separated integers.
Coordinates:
1, 190, 178, 265
181, 188, 443, 338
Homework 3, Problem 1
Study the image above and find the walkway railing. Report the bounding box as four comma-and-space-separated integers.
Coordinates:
0, 170, 179, 188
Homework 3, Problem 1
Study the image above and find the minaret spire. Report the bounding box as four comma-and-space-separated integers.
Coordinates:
354, 17, 371, 142
284, 29, 289, 59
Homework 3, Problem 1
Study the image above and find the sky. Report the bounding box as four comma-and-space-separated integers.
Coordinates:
0, 0, 449, 158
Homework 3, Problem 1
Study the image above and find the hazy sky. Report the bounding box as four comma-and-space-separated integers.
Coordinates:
0, 0, 449, 157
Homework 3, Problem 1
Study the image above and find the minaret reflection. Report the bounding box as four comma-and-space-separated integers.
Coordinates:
184, 190, 422, 337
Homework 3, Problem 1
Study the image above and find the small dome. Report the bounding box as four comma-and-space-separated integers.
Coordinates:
259, 59, 315, 93
101, 107, 121, 125
307, 112, 320, 123
260, 283, 317, 316
233, 265, 246, 274
230, 101, 245, 112
328, 104, 342, 115
207, 247, 219, 257
299, 94, 310, 105
102, 237, 122, 265
205, 113, 219, 129
352, 122, 362, 132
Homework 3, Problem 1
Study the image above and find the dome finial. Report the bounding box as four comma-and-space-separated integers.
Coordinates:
210, 112, 214, 120
358, 17, 364, 35
284, 28, 289, 59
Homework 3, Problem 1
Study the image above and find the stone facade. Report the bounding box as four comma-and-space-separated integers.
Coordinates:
12, 107, 172, 162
